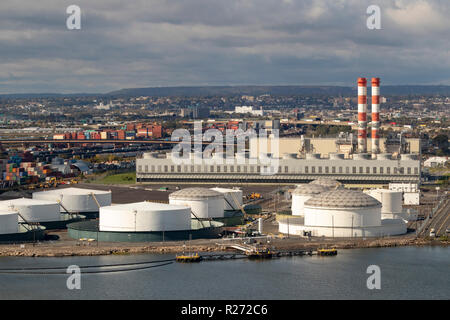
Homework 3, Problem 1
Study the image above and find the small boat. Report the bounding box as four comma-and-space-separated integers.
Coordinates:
317, 248, 338, 256
176, 253, 203, 263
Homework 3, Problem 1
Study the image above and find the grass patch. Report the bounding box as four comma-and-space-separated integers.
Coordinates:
93, 172, 136, 184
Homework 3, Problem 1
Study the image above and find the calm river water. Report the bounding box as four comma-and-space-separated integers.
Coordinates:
0, 246, 448, 299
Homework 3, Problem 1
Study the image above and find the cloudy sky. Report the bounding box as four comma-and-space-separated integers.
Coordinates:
0, 0, 449, 93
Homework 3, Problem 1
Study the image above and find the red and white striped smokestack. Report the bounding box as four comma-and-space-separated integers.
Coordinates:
371, 77, 380, 155
357, 77, 367, 153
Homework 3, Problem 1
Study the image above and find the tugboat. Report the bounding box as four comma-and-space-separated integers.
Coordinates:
246, 247, 273, 259
176, 253, 203, 263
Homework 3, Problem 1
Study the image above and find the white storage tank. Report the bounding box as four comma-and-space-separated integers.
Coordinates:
32, 188, 112, 213
210, 187, 243, 211
309, 178, 341, 189
0, 211, 19, 234
291, 184, 328, 216
0, 198, 60, 222
169, 188, 224, 218
381, 190, 403, 214
99, 202, 191, 232
304, 189, 382, 228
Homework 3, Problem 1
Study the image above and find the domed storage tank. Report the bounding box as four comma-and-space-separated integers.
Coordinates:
310, 178, 341, 189
210, 187, 243, 211
291, 184, 328, 216
0, 198, 60, 222
169, 188, 224, 218
32, 188, 112, 214
0, 211, 19, 234
99, 202, 191, 232
304, 189, 382, 228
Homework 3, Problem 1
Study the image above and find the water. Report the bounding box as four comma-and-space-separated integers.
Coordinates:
0, 246, 448, 300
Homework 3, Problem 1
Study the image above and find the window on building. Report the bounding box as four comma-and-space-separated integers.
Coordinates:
164, 165, 168, 172
237, 166, 241, 173
407, 167, 411, 174
144, 165, 148, 172
217, 166, 221, 173
352, 167, 356, 174
414, 167, 418, 174
210, 166, 214, 172
151, 165, 155, 172
230, 166, 234, 173
318, 167, 322, 173
331, 167, 335, 174
387, 167, 390, 174
380, 167, 384, 174
394, 167, 398, 174
190, 165, 194, 172
284, 166, 289, 173
257, 166, 261, 173
359, 167, 363, 174
305, 166, 309, 173
177, 165, 181, 172
138, 165, 142, 172
311, 166, 315, 173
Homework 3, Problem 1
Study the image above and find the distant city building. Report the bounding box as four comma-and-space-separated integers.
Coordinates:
234, 106, 264, 116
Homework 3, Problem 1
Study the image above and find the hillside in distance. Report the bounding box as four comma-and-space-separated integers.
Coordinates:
107, 85, 450, 97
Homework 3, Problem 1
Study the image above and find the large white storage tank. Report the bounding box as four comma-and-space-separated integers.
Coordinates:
33, 188, 112, 213
381, 190, 402, 214
291, 184, 328, 216
0, 211, 19, 234
169, 188, 224, 219
309, 178, 341, 189
99, 202, 191, 232
0, 198, 60, 222
304, 189, 382, 228
210, 187, 243, 211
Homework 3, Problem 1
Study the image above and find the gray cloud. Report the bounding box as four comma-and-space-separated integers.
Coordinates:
0, 0, 449, 93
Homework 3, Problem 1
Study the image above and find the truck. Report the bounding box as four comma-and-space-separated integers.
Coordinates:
429, 228, 436, 238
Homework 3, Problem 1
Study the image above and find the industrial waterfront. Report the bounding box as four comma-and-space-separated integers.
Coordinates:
0, 246, 448, 300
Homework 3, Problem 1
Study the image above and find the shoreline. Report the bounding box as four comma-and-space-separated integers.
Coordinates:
0, 236, 448, 258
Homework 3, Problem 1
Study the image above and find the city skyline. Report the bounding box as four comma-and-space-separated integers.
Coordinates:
1, 0, 449, 93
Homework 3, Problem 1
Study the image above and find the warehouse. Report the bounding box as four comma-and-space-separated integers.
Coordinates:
279, 189, 406, 237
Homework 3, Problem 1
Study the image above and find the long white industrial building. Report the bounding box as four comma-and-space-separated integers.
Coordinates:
137, 151, 420, 184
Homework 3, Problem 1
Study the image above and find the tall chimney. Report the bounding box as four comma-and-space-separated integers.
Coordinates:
357, 77, 367, 153
371, 77, 380, 155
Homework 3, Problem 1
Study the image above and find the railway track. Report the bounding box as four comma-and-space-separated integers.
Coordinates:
419, 196, 450, 237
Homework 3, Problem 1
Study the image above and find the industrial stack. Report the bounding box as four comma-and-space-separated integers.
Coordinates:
371, 78, 381, 155
357, 77, 368, 153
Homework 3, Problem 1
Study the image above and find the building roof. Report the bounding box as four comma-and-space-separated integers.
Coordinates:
169, 187, 224, 200
304, 189, 381, 208
292, 184, 328, 195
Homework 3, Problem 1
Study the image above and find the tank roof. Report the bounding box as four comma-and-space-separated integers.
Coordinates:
169, 188, 224, 200
0, 198, 58, 206
34, 187, 111, 195
305, 189, 381, 208
292, 184, 328, 195
103, 201, 189, 212
309, 178, 341, 188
